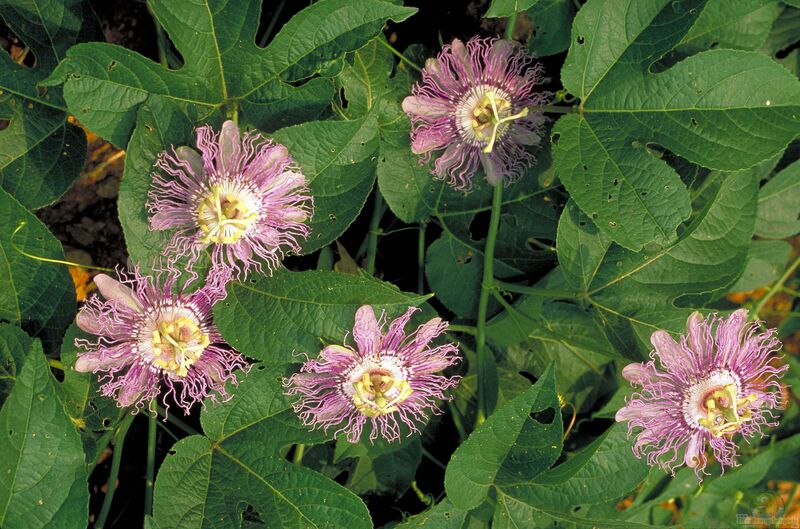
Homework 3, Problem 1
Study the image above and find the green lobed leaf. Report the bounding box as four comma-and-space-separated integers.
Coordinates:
494, 494, 669, 529
485, 0, 540, 18
272, 116, 380, 253
0, 187, 75, 352
556, 199, 612, 292
0, 338, 88, 529
425, 232, 489, 319
487, 298, 618, 410
333, 437, 421, 495
0, 323, 32, 405
154, 364, 371, 529
117, 98, 206, 276
394, 498, 469, 529
502, 423, 649, 509
213, 270, 429, 363
555, 0, 800, 250
583, 167, 757, 352
729, 239, 791, 292
0, 0, 90, 209
46, 0, 416, 148
444, 365, 562, 511
525, 0, 575, 57
335, 37, 399, 123
755, 158, 800, 239
676, 0, 783, 54
759, 6, 800, 56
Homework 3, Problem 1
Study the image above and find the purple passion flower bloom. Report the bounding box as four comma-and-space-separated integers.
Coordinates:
402, 36, 550, 190
616, 310, 787, 479
148, 120, 313, 288
285, 305, 461, 443
74, 268, 249, 413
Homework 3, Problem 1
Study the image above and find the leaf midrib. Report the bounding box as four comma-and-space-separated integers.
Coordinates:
214, 445, 320, 529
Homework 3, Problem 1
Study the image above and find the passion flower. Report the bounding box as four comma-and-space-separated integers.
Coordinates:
74, 268, 248, 413
402, 36, 550, 189
285, 305, 461, 443
616, 310, 787, 479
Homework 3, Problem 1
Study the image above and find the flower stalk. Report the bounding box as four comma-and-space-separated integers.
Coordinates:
475, 183, 503, 426
144, 410, 157, 516
95, 412, 135, 529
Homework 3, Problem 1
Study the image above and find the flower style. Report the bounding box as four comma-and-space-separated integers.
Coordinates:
402, 36, 550, 190
148, 120, 313, 288
74, 268, 249, 413
616, 310, 787, 479
285, 305, 461, 443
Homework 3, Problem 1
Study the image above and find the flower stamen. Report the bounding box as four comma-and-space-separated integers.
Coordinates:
351, 369, 413, 417
151, 317, 210, 377
197, 186, 258, 244
697, 384, 757, 437
479, 92, 529, 154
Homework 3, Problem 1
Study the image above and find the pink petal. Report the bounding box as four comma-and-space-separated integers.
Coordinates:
353, 305, 381, 356
219, 120, 241, 170
76, 308, 103, 335
74, 349, 128, 372
450, 38, 474, 82
175, 146, 204, 178
615, 401, 662, 422
402, 96, 451, 118
410, 126, 451, 155
479, 152, 503, 185
94, 274, 144, 313
684, 433, 705, 469
621, 363, 653, 386
320, 344, 357, 364
650, 330, 688, 372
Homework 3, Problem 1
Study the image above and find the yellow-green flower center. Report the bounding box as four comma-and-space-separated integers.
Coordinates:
697, 384, 757, 437
351, 369, 412, 417
468, 91, 529, 154
197, 186, 257, 244
151, 317, 210, 377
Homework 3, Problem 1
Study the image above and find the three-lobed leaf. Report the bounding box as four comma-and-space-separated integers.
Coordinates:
0, 337, 88, 529
47, 0, 416, 147
272, 116, 380, 254
213, 270, 429, 363
0, 0, 90, 209
444, 365, 562, 511
570, 168, 756, 353
154, 364, 371, 529
554, 0, 800, 250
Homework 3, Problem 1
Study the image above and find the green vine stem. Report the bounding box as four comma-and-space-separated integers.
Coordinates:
156, 405, 200, 436
417, 222, 426, 294
365, 190, 384, 275
753, 255, 800, 321
475, 183, 503, 426
377, 37, 423, 73
144, 410, 157, 516
95, 412, 135, 529
292, 444, 305, 465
